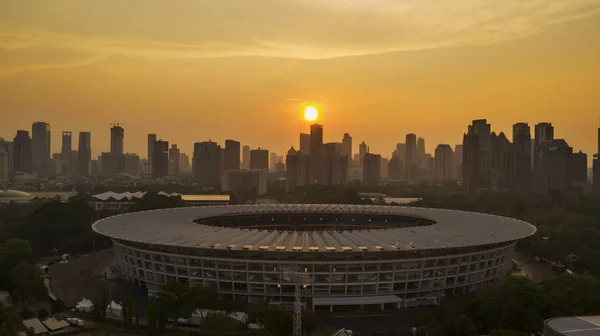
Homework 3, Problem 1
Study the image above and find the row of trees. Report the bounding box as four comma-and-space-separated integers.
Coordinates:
413, 274, 600, 335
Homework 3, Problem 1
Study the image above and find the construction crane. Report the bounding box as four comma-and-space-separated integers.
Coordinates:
282, 269, 312, 336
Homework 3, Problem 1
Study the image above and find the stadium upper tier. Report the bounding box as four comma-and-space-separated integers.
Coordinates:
92, 204, 536, 253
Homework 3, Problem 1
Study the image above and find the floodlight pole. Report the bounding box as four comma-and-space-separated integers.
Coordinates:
283, 269, 311, 336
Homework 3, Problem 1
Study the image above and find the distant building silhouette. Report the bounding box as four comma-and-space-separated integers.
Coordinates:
342, 133, 352, 158
242, 145, 250, 170
13, 130, 32, 174
152, 140, 169, 179
224, 139, 241, 171
193, 141, 222, 187
310, 124, 323, 149
405, 134, 417, 181
222, 169, 267, 195
535, 139, 572, 194
363, 153, 381, 185
299, 133, 311, 155
512, 123, 531, 192
110, 125, 124, 156
169, 144, 180, 178
453, 144, 463, 182
286, 147, 309, 191
147, 134, 157, 176
250, 148, 269, 171
434, 144, 453, 181
31, 122, 50, 177
77, 132, 91, 177
490, 132, 513, 191
359, 141, 368, 168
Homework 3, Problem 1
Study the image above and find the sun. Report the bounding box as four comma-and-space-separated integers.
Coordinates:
304, 105, 319, 122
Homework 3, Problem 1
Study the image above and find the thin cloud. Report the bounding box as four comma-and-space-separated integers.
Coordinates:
0, 52, 112, 75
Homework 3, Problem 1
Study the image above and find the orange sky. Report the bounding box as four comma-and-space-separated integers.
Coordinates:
1, 1, 600, 161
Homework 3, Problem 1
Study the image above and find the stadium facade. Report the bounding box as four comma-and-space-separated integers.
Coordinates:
92, 204, 536, 311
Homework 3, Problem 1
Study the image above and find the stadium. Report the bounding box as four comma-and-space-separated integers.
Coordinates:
92, 204, 536, 312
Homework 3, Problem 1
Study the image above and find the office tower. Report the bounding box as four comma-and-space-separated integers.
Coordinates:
462, 132, 479, 193
61, 131, 72, 162
417, 137, 426, 169
341, 133, 352, 158
13, 130, 32, 174
570, 151, 587, 183
598, 128, 600, 154
594, 155, 600, 195
49, 154, 63, 176
359, 142, 368, 166
462, 120, 492, 192
396, 143, 406, 159
123, 154, 140, 176
100, 152, 115, 177
323, 142, 348, 186
193, 141, 222, 186
286, 147, 310, 191
512, 123, 531, 192
152, 140, 169, 179
0, 147, 8, 186
110, 124, 124, 155
3, 141, 13, 177
147, 134, 157, 161
31, 121, 51, 176
380, 157, 389, 179
534, 122, 554, 148
363, 153, 381, 185
535, 139, 572, 194
388, 156, 403, 180
299, 133, 311, 155
434, 144, 453, 181
223, 140, 241, 171
250, 148, 269, 171
274, 161, 285, 172
179, 153, 190, 173
77, 132, 91, 177
310, 124, 324, 149
490, 132, 513, 190
453, 144, 463, 182
242, 145, 250, 169
533, 122, 555, 193
222, 170, 267, 195
405, 134, 417, 181
169, 144, 180, 177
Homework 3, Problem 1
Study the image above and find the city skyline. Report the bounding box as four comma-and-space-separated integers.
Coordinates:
1, 2, 600, 158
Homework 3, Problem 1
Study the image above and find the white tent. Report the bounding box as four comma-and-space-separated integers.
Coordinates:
229, 312, 248, 324
76, 297, 94, 313
106, 301, 122, 317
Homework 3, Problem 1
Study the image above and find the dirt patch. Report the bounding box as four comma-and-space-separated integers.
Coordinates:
49, 249, 117, 307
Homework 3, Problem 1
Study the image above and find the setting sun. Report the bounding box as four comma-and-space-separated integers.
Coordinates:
304, 105, 319, 122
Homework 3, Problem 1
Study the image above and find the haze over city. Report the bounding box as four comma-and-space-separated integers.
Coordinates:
2, 1, 600, 158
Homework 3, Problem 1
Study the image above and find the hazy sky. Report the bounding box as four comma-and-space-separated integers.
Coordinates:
1, 0, 600, 160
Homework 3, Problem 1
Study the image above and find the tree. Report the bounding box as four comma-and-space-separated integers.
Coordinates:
147, 299, 157, 332
0, 311, 21, 336
0, 239, 34, 289
37, 308, 49, 319
159, 281, 191, 317
490, 329, 526, 336
25, 280, 48, 301
134, 299, 140, 326
10, 262, 36, 303
200, 314, 238, 336
440, 314, 478, 336
188, 285, 218, 311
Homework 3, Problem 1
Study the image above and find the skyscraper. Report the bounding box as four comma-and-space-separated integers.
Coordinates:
359, 141, 368, 166
490, 132, 513, 190
224, 139, 241, 171
323, 142, 348, 186
417, 137, 426, 169
598, 128, 600, 154
341, 133, 352, 158
512, 123, 531, 192
388, 156, 403, 180
434, 144, 453, 181
147, 133, 157, 176
193, 141, 222, 186
534, 122, 554, 192
299, 133, 311, 155
110, 125, 124, 155
77, 132, 91, 177
286, 147, 310, 191
405, 133, 417, 181
310, 124, 324, 149
61, 131, 72, 162
453, 144, 463, 182
0, 146, 8, 186
31, 122, 50, 176
535, 139, 572, 194
152, 140, 169, 179
169, 144, 180, 177
462, 131, 479, 193
534, 122, 554, 148
250, 148, 269, 171
362, 153, 381, 185
13, 130, 32, 174
242, 145, 250, 170
570, 151, 587, 184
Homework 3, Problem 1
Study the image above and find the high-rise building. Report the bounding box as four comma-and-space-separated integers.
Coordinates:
0, 147, 8, 186
380, 157, 389, 179
224, 140, 241, 171
31, 122, 51, 176
61, 132, 72, 162
534, 139, 572, 194
570, 151, 587, 184
388, 156, 403, 180
341, 133, 352, 158
13, 130, 32, 174
462, 120, 492, 192
453, 144, 463, 182
152, 140, 169, 179
110, 125, 125, 156
222, 169, 267, 195
534, 122, 554, 148
534, 122, 555, 193
250, 148, 269, 171
147, 134, 157, 176
299, 133, 311, 155
598, 128, 600, 154
359, 142, 368, 166
434, 144, 453, 181
462, 132, 479, 193
169, 144, 180, 177
124, 154, 140, 176
594, 155, 600, 195
179, 153, 190, 173
512, 123, 531, 192
405, 134, 417, 181
242, 145, 250, 170
310, 124, 324, 149
363, 153, 381, 185
417, 137, 426, 169
323, 143, 348, 186
77, 132, 92, 177
193, 141, 222, 186
490, 132, 513, 191
286, 147, 310, 191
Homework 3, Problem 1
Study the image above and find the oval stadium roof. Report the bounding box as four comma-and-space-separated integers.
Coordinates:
92, 204, 536, 253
